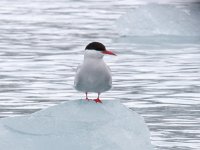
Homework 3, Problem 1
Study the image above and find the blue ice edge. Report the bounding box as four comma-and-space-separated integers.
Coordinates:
0, 100, 154, 150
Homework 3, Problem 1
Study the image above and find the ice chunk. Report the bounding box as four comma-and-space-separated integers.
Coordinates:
0, 100, 153, 150
116, 3, 200, 36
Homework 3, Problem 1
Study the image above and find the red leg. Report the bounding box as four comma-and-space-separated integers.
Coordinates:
94, 93, 102, 103
85, 92, 89, 101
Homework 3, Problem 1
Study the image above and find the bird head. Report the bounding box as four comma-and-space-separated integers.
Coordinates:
84, 42, 116, 59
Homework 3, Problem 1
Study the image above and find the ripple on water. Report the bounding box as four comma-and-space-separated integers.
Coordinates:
0, 1, 200, 150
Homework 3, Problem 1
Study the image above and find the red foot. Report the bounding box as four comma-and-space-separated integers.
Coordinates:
94, 98, 102, 103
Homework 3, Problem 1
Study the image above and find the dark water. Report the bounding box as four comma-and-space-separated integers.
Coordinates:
0, 0, 200, 150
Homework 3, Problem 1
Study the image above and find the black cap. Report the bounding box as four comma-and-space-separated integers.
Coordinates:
85, 42, 106, 51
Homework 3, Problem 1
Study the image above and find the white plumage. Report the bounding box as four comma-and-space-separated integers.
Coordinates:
74, 50, 112, 93
74, 42, 116, 103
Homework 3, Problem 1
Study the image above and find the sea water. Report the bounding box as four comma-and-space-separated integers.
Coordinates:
0, 0, 200, 150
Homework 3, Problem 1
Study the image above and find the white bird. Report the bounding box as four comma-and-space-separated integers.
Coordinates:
74, 42, 116, 103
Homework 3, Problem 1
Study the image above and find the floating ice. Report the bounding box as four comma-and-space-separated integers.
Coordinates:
117, 3, 200, 36
0, 100, 153, 150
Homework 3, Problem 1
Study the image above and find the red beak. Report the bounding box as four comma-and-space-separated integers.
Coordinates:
102, 50, 116, 56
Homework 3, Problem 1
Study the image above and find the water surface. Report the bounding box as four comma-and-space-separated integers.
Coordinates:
0, 0, 200, 150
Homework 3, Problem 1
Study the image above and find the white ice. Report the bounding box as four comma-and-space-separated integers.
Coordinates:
117, 3, 200, 36
0, 100, 153, 150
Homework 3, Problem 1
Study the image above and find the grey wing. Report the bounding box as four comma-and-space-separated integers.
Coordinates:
74, 64, 81, 86
105, 65, 112, 87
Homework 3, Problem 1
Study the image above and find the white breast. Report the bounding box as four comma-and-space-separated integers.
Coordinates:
74, 50, 112, 93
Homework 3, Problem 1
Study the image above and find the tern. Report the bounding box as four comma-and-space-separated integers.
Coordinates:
74, 42, 116, 103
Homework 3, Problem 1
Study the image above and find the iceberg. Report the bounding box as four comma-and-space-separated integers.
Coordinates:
116, 3, 200, 36
0, 100, 153, 150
